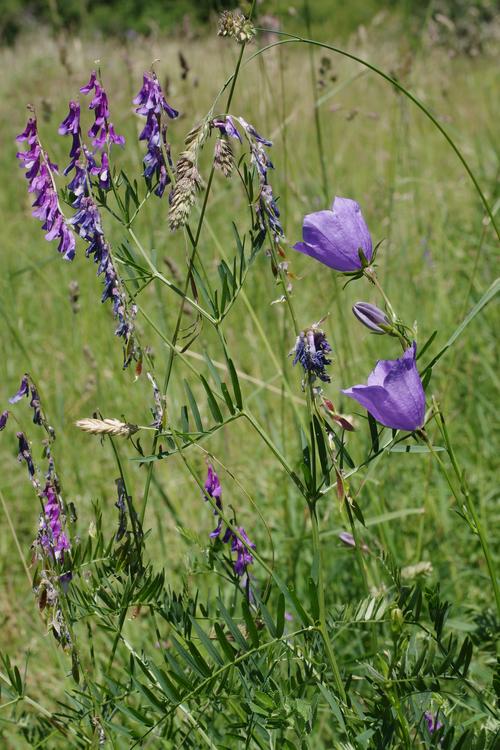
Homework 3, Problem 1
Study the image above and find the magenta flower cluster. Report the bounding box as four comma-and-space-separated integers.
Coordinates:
134, 72, 178, 197
16, 117, 75, 260
40, 483, 70, 561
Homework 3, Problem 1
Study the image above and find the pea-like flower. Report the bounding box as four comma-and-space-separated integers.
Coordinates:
341, 342, 425, 431
291, 324, 332, 384
204, 463, 223, 538
293, 196, 372, 272
424, 711, 443, 734
0, 411, 8, 431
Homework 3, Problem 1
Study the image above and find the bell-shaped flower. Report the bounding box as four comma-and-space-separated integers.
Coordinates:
293, 196, 372, 272
341, 342, 425, 431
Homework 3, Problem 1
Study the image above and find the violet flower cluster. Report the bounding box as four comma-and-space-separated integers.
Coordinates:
16, 116, 75, 260
134, 72, 178, 197
58, 81, 136, 365
204, 464, 256, 578
39, 482, 70, 561
80, 71, 125, 151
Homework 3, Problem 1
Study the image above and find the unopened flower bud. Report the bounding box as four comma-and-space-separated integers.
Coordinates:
352, 302, 390, 334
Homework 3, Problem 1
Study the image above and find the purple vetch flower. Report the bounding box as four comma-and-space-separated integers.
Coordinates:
202, 466, 256, 578
212, 115, 242, 142
17, 432, 35, 477
236, 117, 283, 240
424, 711, 443, 733
291, 324, 332, 384
69, 192, 136, 365
9, 374, 30, 403
16, 115, 76, 261
342, 342, 425, 431
39, 483, 70, 560
353, 302, 390, 334
204, 463, 223, 538
58, 100, 80, 136
0, 411, 9, 431
224, 526, 255, 576
293, 196, 372, 272
80, 71, 125, 150
134, 72, 178, 197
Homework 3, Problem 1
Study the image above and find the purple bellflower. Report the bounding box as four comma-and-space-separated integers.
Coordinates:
293, 196, 372, 272
353, 302, 390, 334
16, 116, 76, 260
292, 325, 332, 384
134, 72, 178, 198
0, 411, 8, 431
342, 342, 425, 431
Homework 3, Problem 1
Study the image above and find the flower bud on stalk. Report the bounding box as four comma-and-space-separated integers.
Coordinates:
352, 302, 392, 334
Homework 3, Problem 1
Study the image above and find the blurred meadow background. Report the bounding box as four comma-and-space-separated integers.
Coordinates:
0, 0, 499, 746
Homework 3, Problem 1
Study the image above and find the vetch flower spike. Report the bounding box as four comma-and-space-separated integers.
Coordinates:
353, 302, 391, 334
293, 196, 372, 272
342, 342, 425, 431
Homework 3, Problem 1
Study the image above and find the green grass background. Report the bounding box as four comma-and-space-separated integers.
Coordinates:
0, 2, 498, 743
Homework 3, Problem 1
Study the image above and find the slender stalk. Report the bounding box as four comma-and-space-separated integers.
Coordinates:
139, 24, 252, 525
250, 33, 499, 240
428, 408, 500, 619
309, 502, 346, 702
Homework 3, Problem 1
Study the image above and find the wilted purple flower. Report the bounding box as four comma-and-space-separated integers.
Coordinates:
9, 374, 29, 403
204, 463, 223, 538
16, 116, 76, 261
342, 342, 425, 431
293, 196, 372, 272
29, 384, 43, 425
0, 411, 9, 431
17, 432, 35, 477
424, 711, 443, 733
80, 71, 125, 150
134, 72, 178, 198
292, 325, 332, 384
147, 373, 164, 430
40, 483, 70, 560
225, 526, 255, 576
353, 302, 390, 334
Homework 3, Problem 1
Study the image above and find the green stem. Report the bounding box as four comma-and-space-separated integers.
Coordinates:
309, 501, 346, 702
251, 32, 499, 240
429, 408, 500, 619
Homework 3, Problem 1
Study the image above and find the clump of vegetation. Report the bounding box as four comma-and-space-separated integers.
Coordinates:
0, 2, 498, 748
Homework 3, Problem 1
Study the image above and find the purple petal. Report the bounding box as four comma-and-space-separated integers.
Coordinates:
293, 196, 373, 272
